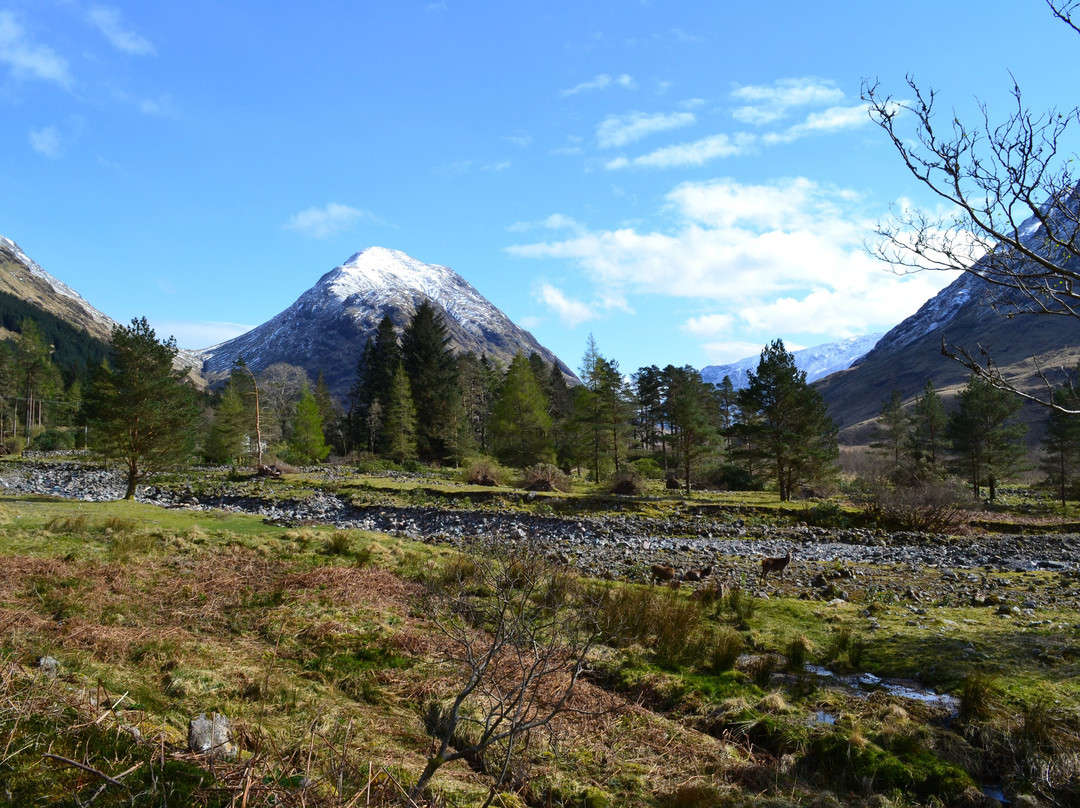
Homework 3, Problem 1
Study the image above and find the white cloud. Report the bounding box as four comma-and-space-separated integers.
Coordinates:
537, 283, 598, 327
87, 6, 155, 56
596, 110, 695, 148
609, 132, 756, 169
140, 95, 178, 118
731, 77, 845, 124
763, 104, 871, 144
504, 131, 533, 148
29, 126, 61, 157
0, 11, 72, 87
683, 313, 734, 337
561, 73, 635, 96
508, 177, 961, 348
702, 340, 771, 365
285, 203, 378, 239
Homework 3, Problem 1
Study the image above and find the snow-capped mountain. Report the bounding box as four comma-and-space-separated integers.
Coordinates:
198, 247, 575, 397
700, 334, 883, 389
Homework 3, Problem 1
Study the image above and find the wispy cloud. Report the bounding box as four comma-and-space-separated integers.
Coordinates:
87, 6, 155, 56
607, 132, 756, 169
29, 126, 62, 157
140, 95, 178, 118
731, 77, 844, 124
536, 283, 598, 327
285, 203, 379, 239
0, 11, 72, 87
561, 73, 635, 96
596, 110, 695, 148
763, 104, 871, 143
503, 130, 533, 148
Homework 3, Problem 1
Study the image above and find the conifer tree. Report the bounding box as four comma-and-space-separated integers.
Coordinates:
575, 335, 631, 482
874, 389, 910, 468
82, 317, 200, 499
287, 383, 330, 464
490, 352, 554, 468
947, 375, 1027, 501
736, 340, 838, 501
910, 380, 948, 465
1041, 379, 1080, 512
401, 301, 459, 461
206, 382, 248, 464
349, 314, 400, 451
382, 363, 418, 463
663, 364, 718, 493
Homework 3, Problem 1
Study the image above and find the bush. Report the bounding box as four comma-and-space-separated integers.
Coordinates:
858, 475, 969, 533
401, 459, 423, 473
705, 626, 743, 673
461, 455, 507, 486
629, 457, 665, 480
31, 428, 76, 451
521, 463, 571, 492
611, 467, 644, 496
705, 462, 763, 491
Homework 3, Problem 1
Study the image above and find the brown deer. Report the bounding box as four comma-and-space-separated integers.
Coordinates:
760, 550, 792, 581
650, 563, 677, 585
683, 565, 714, 583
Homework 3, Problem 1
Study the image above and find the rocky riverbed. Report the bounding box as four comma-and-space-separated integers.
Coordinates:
4, 460, 1080, 610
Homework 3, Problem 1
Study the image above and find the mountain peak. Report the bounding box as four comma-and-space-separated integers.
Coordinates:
321, 247, 458, 304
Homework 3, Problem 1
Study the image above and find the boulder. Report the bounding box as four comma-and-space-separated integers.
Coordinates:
188, 713, 237, 759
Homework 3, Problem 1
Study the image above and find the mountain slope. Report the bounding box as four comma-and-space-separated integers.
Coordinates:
199, 247, 575, 397
816, 204, 1080, 446
701, 334, 882, 389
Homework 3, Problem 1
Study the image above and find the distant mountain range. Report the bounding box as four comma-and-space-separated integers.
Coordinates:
700, 334, 883, 389
198, 247, 575, 398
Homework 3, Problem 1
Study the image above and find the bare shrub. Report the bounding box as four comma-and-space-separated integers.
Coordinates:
520, 463, 571, 492
611, 467, 644, 496
859, 475, 969, 533
462, 456, 507, 487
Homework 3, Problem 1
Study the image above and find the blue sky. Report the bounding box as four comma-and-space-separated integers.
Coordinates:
0, 1, 1074, 377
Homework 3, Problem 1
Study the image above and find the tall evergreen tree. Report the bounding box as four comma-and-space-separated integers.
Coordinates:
632, 365, 665, 456
736, 340, 838, 501
874, 389, 910, 468
663, 365, 718, 493
490, 352, 554, 468
1041, 379, 1080, 512
382, 363, 418, 463
288, 383, 331, 464
14, 319, 59, 443
206, 382, 248, 464
457, 352, 500, 454
575, 336, 631, 482
82, 317, 200, 499
910, 380, 948, 465
401, 301, 460, 462
349, 314, 401, 452
947, 375, 1027, 502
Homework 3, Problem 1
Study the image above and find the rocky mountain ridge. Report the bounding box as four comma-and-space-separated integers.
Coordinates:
198, 246, 575, 398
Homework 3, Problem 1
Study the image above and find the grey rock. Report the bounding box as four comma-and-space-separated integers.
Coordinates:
188, 713, 237, 759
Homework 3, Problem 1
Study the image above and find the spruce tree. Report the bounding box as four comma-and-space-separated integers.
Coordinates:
490, 352, 554, 468
663, 364, 718, 493
401, 301, 459, 462
874, 390, 910, 468
736, 340, 838, 501
349, 315, 400, 452
382, 363, 418, 463
206, 382, 248, 464
288, 383, 330, 464
82, 317, 200, 499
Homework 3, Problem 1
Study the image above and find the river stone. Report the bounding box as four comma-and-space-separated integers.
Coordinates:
188, 712, 237, 759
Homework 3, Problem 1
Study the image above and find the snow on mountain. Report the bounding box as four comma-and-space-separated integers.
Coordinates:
0, 235, 119, 337
199, 246, 574, 397
700, 333, 883, 389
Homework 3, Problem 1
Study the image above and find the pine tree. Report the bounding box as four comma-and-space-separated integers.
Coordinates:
662, 365, 718, 493
82, 317, 200, 499
287, 383, 330, 464
874, 390, 910, 468
401, 301, 460, 462
576, 335, 631, 482
490, 352, 554, 468
457, 352, 499, 454
736, 340, 838, 501
910, 379, 948, 465
1041, 380, 1080, 512
382, 364, 418, 463
947, 375, 1027, 502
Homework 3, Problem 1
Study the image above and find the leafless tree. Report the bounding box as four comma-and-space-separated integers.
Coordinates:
862, 1, 1080, 412
411, 538, 614, 805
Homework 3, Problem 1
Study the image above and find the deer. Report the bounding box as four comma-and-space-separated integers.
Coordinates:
650, 563, 677, 585
760, 549, 792, 581
682, 564, 714, 583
